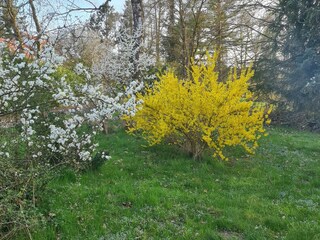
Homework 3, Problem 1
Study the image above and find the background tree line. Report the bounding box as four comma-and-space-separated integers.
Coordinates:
1, 0, 319, 130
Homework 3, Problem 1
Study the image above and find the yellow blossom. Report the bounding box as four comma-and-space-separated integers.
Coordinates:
125, 52, 272, 160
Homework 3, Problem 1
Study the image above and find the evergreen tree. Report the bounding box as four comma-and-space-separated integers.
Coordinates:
260, 0, 320, 129
89, 0, 118, 40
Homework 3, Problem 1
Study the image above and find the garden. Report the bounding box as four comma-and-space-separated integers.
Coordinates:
1, 0, 320, 239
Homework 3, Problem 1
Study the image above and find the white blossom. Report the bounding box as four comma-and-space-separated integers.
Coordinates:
0, 37, 145, 168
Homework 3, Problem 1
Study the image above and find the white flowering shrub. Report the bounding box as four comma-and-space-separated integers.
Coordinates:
87, 27, 154, 133
92, 27, 155, 90
0, 39, 143, 238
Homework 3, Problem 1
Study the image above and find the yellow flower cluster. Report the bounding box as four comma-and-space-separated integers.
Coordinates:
125, 52, 272, 160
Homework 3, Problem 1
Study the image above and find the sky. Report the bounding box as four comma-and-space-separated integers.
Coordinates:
74, 0, 125, 14
110, 0, 126, 13
32, 0, 126, 32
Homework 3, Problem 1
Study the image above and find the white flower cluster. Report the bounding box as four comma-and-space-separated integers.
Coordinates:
72, 63, 145, 126
0, 143, 10, 158
91, 27, 155, 87
0, 41, 64, 116
0, 34, 151, 168
0, 41, 114, 167
101, 151, 111, 160
46, 115, 98, 162
20, 108, 40, 147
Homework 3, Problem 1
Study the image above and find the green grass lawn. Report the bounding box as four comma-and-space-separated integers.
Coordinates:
23, 127, 319, 240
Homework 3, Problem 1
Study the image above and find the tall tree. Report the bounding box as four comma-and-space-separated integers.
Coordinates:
130, 0, 144, 76
165, 0, 176, 63
162, 0, 208, 76
0, 0, 22, 44
259, 0, 320, 128
121, 0, 133, 34
89, 0, 119, 40
208, 0, 230, 81
143, 0, 166, 64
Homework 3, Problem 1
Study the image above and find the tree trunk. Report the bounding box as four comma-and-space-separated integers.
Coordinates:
5, 0, 23, 45
155, 5, 161, 64
130, 0, 143, 78
28, 0, 42, 55
167, 0, 175, 63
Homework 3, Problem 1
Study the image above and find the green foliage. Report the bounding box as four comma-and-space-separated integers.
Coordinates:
0, 128, 45, 239
88, 0, 117, 39
14, 127, 320, 239
90, 151, 109, 171
0, 46, 100, 239
53, 66, 86, 90
257, 0, 320, 130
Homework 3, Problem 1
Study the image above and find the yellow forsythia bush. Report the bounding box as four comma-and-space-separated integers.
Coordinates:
126, 52, 272, 160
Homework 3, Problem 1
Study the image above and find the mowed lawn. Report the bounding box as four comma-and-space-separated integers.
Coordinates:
26, 127, 320, 240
